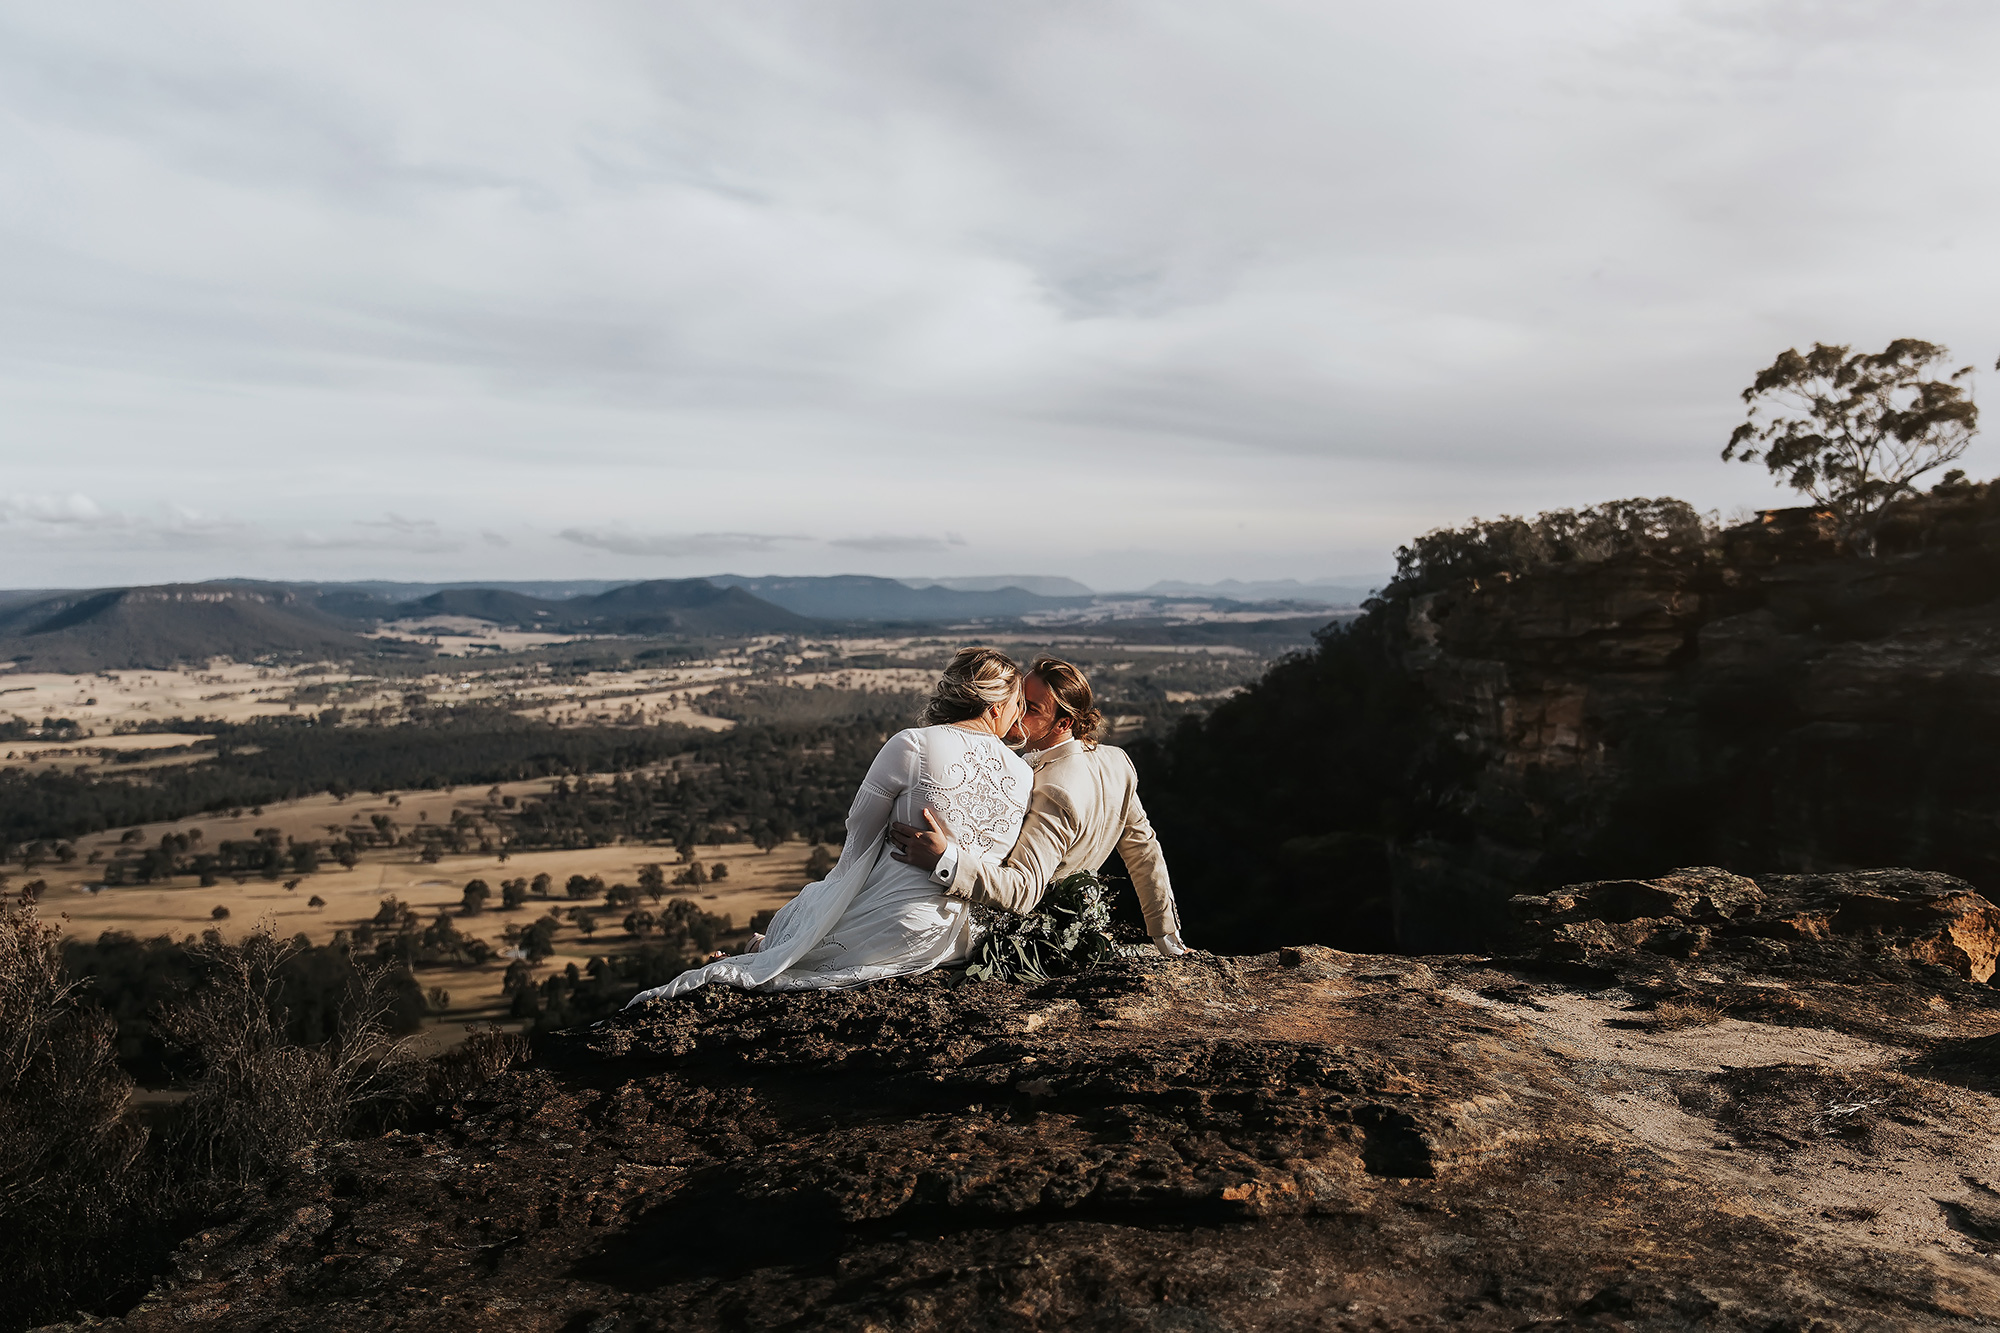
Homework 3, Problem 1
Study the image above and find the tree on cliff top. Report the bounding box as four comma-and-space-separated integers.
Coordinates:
1725, 339, 1979, 555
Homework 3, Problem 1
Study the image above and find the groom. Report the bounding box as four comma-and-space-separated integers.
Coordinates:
889, 655, 1189, 957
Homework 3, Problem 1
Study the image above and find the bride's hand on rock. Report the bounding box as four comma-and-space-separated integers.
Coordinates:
889, 809, 949, 871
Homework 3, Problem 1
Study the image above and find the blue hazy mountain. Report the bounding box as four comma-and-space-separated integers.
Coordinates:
903, 574, 1096, 597
705, 574, 1082, 620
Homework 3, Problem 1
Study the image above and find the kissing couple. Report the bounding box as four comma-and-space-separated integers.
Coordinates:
625, 647, 1187, 1005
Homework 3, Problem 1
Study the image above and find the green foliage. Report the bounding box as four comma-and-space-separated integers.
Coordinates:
62, 928, 423, 1081
1128, 616, 1446, 954
510, 899, 730, 1030
504, 716, 895, 851
1725, 339, 1980, 553
1389, 497, 1709, 597
964, 871, 1118, 983
0, 716, 708, 846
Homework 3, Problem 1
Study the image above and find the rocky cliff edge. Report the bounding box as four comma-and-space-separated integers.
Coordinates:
56, 869, 2000, 1332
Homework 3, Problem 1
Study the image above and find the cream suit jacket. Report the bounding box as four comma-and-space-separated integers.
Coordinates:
939, 738, 1181, 938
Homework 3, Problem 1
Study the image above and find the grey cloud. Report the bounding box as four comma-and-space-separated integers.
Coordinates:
356, 514, 444, 535
5, 3, 2000, 590
828, 534, 969, 554
480, 530, 511, 547
557, 528, 811, 558
290, 515, 463, 553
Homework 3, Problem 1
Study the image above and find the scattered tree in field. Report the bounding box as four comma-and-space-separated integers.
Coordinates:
623, 909, 655, 938
307, 894, 326, 910
1726, 339, 1980, 554
709, 862, 728, 882
500, 877, 528, 910
460, 879, 490, 915
531, 872, 552, 898
210, 906, 230, 921
575, 911, 598, 939
638, 863, 666, 903
674, 860, 708, 888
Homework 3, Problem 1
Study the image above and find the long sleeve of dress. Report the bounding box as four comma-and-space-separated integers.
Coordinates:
822, 729, 920, 880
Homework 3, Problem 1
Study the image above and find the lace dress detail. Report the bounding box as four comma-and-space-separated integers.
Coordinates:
625, 725, 1031, 1002
922, 746, 1025, 853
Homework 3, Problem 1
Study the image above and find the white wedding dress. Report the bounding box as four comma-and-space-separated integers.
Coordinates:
624, 724, 1031, 1003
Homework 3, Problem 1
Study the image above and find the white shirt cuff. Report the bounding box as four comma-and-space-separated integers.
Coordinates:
930, 839, 959, 888
1153, 932, 1188, 957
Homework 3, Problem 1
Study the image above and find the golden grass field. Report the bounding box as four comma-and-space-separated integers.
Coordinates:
23, 776, 826, 1047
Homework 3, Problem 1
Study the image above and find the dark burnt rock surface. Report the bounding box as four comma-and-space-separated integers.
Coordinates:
65, 871, 2000, 1333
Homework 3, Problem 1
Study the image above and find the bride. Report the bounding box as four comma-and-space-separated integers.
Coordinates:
624, 646, 1031, 1003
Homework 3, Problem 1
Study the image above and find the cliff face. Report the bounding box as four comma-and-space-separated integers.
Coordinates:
61, 868, 2000, 1333
1387, 491, 2000, 949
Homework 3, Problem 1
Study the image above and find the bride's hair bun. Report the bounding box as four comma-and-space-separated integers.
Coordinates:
923, 646, 1022, 725
1030, 656, 1102, 745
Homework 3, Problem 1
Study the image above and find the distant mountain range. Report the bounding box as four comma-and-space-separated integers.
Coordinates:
0, 584, 402, 673
0, 579, 810, 671
0, 572, 1353, 670
705, 574, 1082, 621
904, 574, 1096, 598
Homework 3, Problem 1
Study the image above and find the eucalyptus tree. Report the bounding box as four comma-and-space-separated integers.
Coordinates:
1725, 339, 1980, 554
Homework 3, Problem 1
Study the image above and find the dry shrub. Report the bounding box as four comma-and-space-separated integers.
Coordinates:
153, 926, 407, 1199
0, 896, 147, 1327
420, 1027, 529, 1107
1, 912, 511, 1329
1647, 999, 1727, 1030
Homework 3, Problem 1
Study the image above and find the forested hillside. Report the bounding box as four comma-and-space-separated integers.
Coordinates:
1135, 484, 2000, 954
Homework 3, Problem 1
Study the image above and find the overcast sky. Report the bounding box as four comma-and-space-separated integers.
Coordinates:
2, 1, 1998, 591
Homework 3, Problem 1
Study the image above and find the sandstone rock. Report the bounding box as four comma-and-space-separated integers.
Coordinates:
1382, 492, 2000, 950
71, 875, 2000, 1333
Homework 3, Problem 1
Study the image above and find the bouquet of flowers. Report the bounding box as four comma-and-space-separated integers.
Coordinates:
964, 870, 1118, 983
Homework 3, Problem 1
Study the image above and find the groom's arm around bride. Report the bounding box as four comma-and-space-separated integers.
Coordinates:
890, 656, 1188, 957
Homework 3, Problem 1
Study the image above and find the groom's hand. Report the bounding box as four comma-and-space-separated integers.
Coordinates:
889, 809, 949, 870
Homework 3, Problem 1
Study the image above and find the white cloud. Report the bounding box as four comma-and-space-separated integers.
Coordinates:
0, 492, 123, 527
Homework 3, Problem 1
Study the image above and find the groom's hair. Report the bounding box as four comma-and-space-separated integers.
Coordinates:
1030, 657, 1103, 746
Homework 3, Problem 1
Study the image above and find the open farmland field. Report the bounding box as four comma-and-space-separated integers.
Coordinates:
29, 775, 823, 1042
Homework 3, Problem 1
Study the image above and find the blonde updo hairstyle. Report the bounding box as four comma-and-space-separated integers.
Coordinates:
1030, 656, 1103, 746
922, 646, 1023, 726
